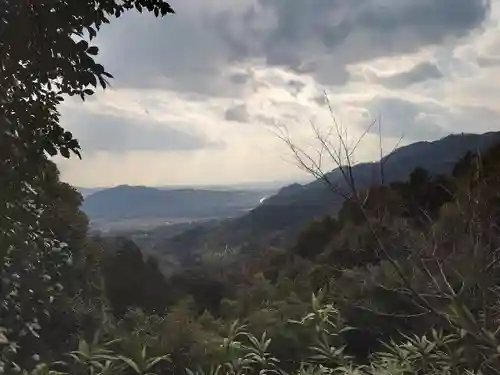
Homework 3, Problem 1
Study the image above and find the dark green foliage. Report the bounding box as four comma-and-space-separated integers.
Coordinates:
167, 266, 236, 316
0, 158, 88, 369
100, 238, 170, 317
294, 217, 340, 260
0, 0, 174, 371
391, 168, 455, 222
6, 140, 500, 372
1, 0, 173, 158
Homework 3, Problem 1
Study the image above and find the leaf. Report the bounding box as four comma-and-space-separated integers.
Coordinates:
77, 39, 89, 50
146, 355, 171, 369
63, 131, 73, 141
94, 63, 105, 74
87, 46, 99, 55
78, 340, 90, 357
118, 355, 142, 374
339, 326, 356, 334
99, 77, 107, 89
88, 26, 97, 39
60, 147, 70, 159
67, 137, 80, 149
44, 142, 58, 156
88, 74, 97, 87
161, 4, 175, 15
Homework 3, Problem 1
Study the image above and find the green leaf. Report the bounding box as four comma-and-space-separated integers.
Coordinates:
78, 340, 90, 357
146, 355, 171, 369
118, 356, 141, 374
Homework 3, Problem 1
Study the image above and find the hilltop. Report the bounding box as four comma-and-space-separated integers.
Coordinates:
147, 131, 500, 262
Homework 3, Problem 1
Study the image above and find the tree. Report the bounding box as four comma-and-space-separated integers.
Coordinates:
1, 0, 174, 158
101, 238, 171, 317
0, 0, 174, 370
294, 217, 339, 260
0, 157, 90, 370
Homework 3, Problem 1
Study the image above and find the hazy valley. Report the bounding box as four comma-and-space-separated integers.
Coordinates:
84, 131, 500, 272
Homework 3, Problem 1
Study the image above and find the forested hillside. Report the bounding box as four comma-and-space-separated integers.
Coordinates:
4, 1, 500, 375
144, 131, 500, 266
9, 131, 500, 375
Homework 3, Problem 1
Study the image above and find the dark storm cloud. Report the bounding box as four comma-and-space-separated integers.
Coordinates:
259, 0, 489, 56
94, 8, 240, 95
94, 0, 491, 92
63, 110, 223, 154
374, 62, 444, 88
213, 0, 490, 84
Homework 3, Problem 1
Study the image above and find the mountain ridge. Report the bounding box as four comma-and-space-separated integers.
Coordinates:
152, 131, 500, 260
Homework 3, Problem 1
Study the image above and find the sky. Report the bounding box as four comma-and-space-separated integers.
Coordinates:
56, 0, 500, 188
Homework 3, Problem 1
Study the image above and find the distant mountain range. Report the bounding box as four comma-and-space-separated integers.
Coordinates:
76, 179, 311, 198
81, 185, 278, 231
148, 131, 500, 260
78, 187, 105, 198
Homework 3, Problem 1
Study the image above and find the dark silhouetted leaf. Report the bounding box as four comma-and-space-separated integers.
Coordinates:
77, 40, 89, 50
87, 46, 98, 55
60, 147, 70, 159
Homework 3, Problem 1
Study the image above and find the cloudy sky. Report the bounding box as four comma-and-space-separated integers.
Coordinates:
56, 0, 500, 188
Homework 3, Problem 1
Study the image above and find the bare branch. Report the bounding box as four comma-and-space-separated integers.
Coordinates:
275, 93, 446, 321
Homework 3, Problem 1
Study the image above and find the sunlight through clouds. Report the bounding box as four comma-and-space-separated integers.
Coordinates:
57, 0, 500, 187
